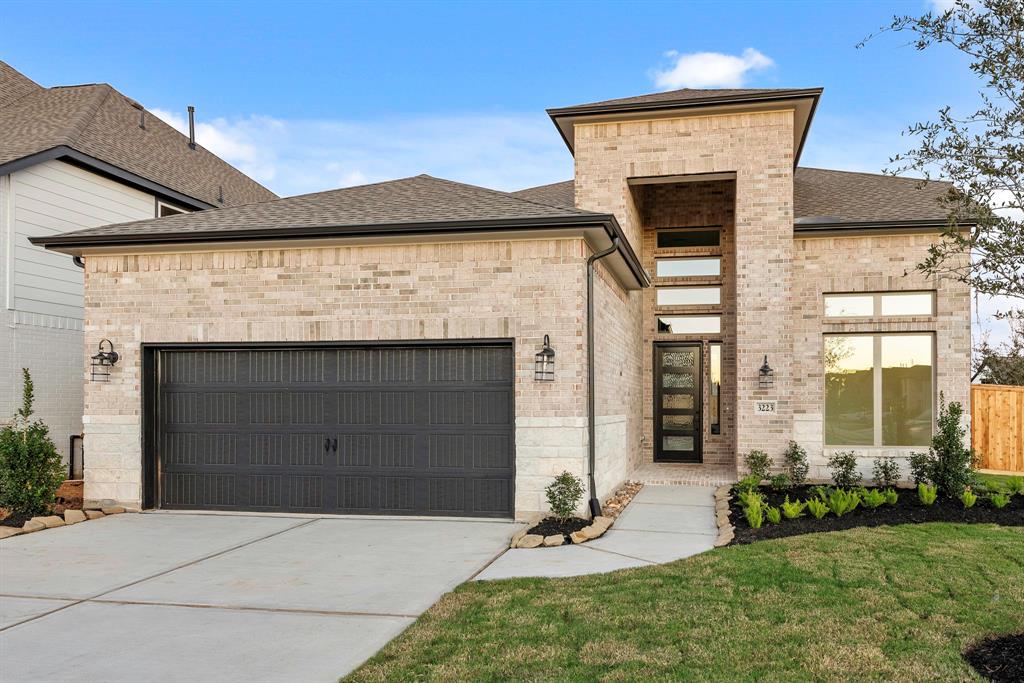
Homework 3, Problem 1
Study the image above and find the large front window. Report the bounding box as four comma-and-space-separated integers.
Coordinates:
824, 334, 933, 447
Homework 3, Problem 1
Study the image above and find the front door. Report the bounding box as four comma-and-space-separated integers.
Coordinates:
654, 344, 702, 462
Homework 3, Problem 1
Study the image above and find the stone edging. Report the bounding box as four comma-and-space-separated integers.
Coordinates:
509, 514, 614, 549
713, 485, 734, 547
0, 504, 138, 540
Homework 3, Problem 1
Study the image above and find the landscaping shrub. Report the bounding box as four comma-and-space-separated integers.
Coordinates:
884, 488, 899, 506
744, 497, 764, 529
917, 483, 938, 506
743, 449, 772, 482
826, 488, 861, 517
545, 471, 584, 521
827, 451, 862, 489
805, 498, 829, 519
780, 497, 806, 519
782, 440, 809, 487
811, 485, 831, 502
769, 473, 792, 492
908, 398, 974, 496
960, 488, 977, 509
861, 489, 886, 509
991, 492, 1011, 509
737, 489, 765, 510
872, 457, 901, 489
735, 474, 761, 493
0, 369, 65, 515
1006, 476, 1024, 496
765, 506, 781, 524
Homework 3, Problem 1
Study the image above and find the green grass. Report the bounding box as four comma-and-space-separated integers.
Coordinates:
976, 472, 1023, 491
347, 524, 1024, 682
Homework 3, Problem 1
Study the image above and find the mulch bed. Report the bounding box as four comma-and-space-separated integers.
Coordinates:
526, 516, 589, 541
963, 633, 1024, 682
730, 485, 1024, 545
0, 511, 36, 528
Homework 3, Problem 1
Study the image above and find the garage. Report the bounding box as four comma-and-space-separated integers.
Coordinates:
147, 343, 515, 518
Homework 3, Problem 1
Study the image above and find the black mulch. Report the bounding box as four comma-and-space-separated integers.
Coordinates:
0, 511, 35, 528
526, 516, 590, 542
729, 485, 1024, 545
964, 633, 1024, 682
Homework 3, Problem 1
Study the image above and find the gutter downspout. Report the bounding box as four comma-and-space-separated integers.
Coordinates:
586, 237, 620, 518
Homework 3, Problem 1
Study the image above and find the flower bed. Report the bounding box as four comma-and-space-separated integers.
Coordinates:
963, 633, 1024, 683
728, 482, 1024, 545
510, 480, 644, 548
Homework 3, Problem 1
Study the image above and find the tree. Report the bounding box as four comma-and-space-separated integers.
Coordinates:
973, 318, 1024, 385
0, 369, 66, 514
862, 0, 1024, 302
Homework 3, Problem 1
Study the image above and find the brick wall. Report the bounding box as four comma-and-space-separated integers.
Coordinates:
81, 239, 593, 515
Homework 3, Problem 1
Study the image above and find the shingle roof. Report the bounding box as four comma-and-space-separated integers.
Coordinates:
33, 174, 607, 245
549, 87, 809, 113
512, 168, 952, 224
0, 61, 277, 207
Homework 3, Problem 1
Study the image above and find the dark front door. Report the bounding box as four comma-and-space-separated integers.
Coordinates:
152, 343, 515, 518
654, 344, 702, 462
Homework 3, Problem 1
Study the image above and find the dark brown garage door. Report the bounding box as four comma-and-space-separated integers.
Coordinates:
153, 344, 514, 518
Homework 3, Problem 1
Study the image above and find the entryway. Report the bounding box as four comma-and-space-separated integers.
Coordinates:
654, 344, 702, 462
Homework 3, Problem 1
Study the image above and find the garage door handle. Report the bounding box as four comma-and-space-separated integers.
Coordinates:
324, 438, 330, 452
332, 438, 338, 452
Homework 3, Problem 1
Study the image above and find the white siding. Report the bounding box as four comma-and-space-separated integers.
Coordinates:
9, 159, 154, 320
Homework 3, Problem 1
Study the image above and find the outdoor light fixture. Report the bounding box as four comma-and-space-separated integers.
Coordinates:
90, 339, 119, 382
758, 354, 774, 389
534, 335, 555, 382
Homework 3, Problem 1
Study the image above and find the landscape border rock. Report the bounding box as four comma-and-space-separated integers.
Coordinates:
713, 484, 735, 547
1, 505, 139, 541
510, 480, 645, 549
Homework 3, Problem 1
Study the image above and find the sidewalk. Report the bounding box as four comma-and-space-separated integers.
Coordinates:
475, 485, 717, 580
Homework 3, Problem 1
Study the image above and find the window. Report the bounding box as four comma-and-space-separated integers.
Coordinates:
657, 316, 721, 334
657, 228, 720, 249
824, 334, 933, 447
656, 286, 721, 307
710, 343, 722, 435
824, 292, 935, 318
655, 257, 721, 278
157, 201, 186, 218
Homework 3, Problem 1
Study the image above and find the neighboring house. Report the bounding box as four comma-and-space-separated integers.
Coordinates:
32, 86, 970, 517
0, 61, 276, 468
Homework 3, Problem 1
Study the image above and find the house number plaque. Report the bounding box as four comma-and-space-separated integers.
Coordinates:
755, 401, 777, 414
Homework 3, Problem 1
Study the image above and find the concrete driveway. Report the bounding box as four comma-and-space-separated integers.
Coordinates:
0, 512, 516, 682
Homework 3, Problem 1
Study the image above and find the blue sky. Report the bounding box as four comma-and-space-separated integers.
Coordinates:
3, 0, 1012, 343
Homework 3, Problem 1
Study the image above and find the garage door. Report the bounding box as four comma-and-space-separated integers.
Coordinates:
153, 344, 514, 518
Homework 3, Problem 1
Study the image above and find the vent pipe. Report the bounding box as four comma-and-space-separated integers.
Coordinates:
187, 105, 196, 150
139, 109, 145, 129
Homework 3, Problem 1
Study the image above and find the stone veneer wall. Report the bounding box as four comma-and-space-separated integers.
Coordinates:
574, 109, 796, 466
791, 233, 972, 479
81, 239, 596, 516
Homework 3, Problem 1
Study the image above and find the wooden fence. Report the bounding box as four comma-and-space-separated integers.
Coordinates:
971, 384, 1024, 473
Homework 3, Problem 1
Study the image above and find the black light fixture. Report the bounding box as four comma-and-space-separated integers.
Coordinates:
534, 335, 555, 382
758, 355, 774, 389
90, 339, 120, 382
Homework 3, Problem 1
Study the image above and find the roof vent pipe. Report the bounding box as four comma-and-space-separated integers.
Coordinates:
139, 109, 145, 130
187, 106, 196, 150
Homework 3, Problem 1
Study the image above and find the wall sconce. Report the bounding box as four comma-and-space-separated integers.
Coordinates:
90, 339, 120, 382
534, 335, 555, 382
758, 355, 774, 389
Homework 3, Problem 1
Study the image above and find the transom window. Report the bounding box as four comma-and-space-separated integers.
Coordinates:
656, 286, 721, 307
657, 316, 721, 335
824, 333, 934, 447
657, 228, 720, 249
655, 257, 721, 278
824, 291, 935, 318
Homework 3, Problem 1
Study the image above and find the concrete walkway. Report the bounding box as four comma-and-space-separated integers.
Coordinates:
476, 484, 716, 580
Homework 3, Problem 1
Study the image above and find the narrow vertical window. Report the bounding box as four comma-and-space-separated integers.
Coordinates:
824, 336, 875, 446
881, 335, 933, 446
710, 343, 721, 435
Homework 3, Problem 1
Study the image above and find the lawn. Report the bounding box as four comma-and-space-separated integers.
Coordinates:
347, 523, 1024, 682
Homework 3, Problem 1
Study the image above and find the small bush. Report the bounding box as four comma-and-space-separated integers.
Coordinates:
744, 498, 764, 528
0, 369, 65, 515
545, 471, 584, 521
917, 483, 938, 506
765, 506, 782, 524
743, 449, 772, 482
1006, 476, 1024, 496
991, 492, 1011, 509
884, 488, 899, 506
826, 488, 861, 517
782, 441, 809, 487
737, 489, 765, 510
960, 488, 977, 509
735, 474, 761, 493
811, 485, 831, 502
872, 457, 901, 489
861, 489, 886, 509
780, 496, 806, 519
769, 473, 792, 492
806, 498, 829, 519
827, 451, 862, 489
908, 398, 974, 496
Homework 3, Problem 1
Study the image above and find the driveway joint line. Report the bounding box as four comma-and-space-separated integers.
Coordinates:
577, 543, 656, 564
81, 598, 419, 620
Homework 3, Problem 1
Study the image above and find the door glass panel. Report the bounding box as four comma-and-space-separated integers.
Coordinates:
663, 414, 694, 430
881, 292, 934, 316
663, 436, 694, 451
663, 372, 695, 389
824, 336, 875, 445
882, 335, 933, 446
663, 394, 694, 409
658, 316, 721, 334
656, 258, 720, 278
657, 229, 720, 248
656, 287, 721, 306
824, 295, 874, 317
710, 343, 721, 435
662, 350, 697, 368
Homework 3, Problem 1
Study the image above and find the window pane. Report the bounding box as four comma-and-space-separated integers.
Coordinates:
663, 394, 693, 409
882, 335, 933, 446
657, 316, 721, 334
657, 229, 720, 248
710, 343, 721, 435
824, 295, 874, 317
656, 258, 720, 278
656, 287, 721, 306
824, 336, 874, 445
881, 292, 933, 316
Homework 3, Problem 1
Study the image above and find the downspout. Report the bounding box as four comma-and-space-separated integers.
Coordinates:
586, 237, 620, 518
72, 256, 85, 268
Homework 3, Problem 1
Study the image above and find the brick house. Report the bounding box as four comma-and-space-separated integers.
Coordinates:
31, 87, 970, 518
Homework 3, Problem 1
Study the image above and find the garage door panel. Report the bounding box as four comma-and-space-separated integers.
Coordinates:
156, 344, 514, 517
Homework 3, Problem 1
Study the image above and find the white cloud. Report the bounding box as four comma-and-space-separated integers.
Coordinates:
651, 48, 774, 90
930, 0, 957, 12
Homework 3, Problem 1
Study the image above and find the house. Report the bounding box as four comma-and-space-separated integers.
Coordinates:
0, 61, 276, 468
30, 86, 971, 518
